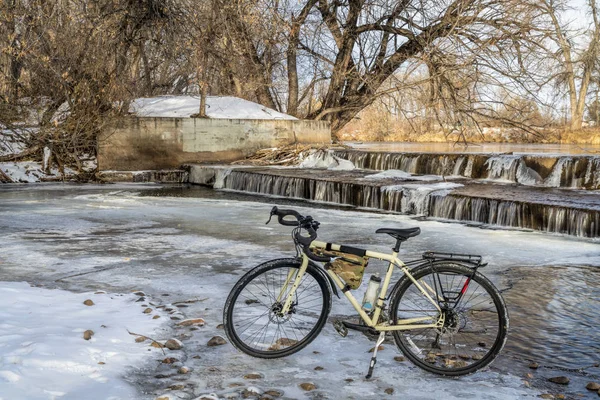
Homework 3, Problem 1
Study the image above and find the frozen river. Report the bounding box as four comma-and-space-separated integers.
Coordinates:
0, 183, 599, 399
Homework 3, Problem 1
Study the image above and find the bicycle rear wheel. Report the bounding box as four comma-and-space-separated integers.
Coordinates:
390, 263, 508, 376
224, 258, 331, 358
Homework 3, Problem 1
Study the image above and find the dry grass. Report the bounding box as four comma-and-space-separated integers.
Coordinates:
338, 108, 600, 145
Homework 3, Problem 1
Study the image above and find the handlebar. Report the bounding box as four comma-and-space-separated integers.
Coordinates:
266, 206, 331, 263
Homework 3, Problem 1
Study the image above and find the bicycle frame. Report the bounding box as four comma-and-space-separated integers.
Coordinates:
278, 240, 445, 332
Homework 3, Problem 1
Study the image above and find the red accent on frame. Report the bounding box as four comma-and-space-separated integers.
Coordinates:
460, 278, 471, 295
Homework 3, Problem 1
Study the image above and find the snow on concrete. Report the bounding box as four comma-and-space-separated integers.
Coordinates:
0, 282, 165, 400
298, 150, 355, 170
131, 96, 297, 120
363, 170, 448, 181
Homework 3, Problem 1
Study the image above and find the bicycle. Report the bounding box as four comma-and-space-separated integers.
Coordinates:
223, 206, 509, 378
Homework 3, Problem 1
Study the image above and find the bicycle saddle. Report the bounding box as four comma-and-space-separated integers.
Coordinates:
376, 227, 421, 241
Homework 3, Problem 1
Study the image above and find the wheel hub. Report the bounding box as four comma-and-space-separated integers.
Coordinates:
269, 302, 295, 323
441, 308, 464, 334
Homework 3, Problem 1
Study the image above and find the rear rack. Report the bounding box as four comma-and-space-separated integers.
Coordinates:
422, 251, 485, 267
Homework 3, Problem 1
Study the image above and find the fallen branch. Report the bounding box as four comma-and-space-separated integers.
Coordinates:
0, 168, 12, 183
0, 145, 40, 162
172, 298, 208, 305
127, 330, 166, 355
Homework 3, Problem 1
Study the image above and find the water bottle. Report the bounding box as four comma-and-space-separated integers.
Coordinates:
362, 274, 381, 312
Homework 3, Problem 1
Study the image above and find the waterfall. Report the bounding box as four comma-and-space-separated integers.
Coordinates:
188, 163, 600, 238
334, 150, 600, 189
428, 194, 599, 237
484, 155, 521, 182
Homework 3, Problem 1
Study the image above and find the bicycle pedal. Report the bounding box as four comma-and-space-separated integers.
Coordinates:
333, 320, 348, 337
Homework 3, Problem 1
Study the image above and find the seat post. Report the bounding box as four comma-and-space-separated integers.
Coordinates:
393, 239, 403, 253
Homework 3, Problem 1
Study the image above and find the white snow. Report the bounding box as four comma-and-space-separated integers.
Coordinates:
0, 282, 165, 399
363, 170, 444, 181
298, 150, 355, 170
131, 96, 297, 120
0, 162, 75, 183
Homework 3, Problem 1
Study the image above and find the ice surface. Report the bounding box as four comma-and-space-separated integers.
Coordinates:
0, 281, 165, 399
131, 96, 297, 120
1, 185, 599, 399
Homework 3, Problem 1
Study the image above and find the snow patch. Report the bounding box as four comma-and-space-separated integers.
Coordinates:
363, 170, 441, 181
298, 151, 355, 170
0, 282, 165, 399
131, 95, 297, 120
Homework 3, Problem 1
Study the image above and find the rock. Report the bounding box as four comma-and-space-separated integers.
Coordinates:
314, 366, 324, 371
368, 345, 384, 353
538, 395, 554, 399
525, 373, 534, 379
177, 318, 206, 327
178, 366, 190, 374
313, 351, 320, 354
471, 354, 483, 361
162, 294, 170, 296
344, 378, 353, 383
242, 387, 261, 398
193, 355, 201, 359
98, 361, 105, 365
155, 374, 172, 379
384, 388, 394, 395
244, 373, 263, 380
165, 339, 183, 350
151, 341, 165, 348
176, 304, 189, 308
477, 342, 486, 347
136, 297, 145, 302
228, 383, 245, 388
170, 316, 182, 321
94, 291, 106, 294
162, 357, 178, 364
393, 356, 405, 362
555, 395, 565, 400
299, 383, 316, 391
548, 376, 569, 385
155, 396, 173, 400
143, 308, 152, 314
190, 327, 199, 331
167, 384, 185, 390
529, 362, 540, 369
587, 382, 600, 391
141, 304, 148, 307
216, 324, 224, 329
263, 390, 282, 397
207, 336, 227, 346
83, 330, 94, 340
153, 315, 161, 319
83, 299, 95, 306
133, 291, 145, 296
135, 336, 147, 343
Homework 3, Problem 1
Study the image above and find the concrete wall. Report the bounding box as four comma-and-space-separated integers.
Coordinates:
98, 117, 331, 170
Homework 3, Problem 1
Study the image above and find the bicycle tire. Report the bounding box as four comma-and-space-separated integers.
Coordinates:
389, 262, 508, 376
224, 258, 332, 358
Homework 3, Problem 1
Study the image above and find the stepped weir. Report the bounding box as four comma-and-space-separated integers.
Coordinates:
333, 150, 600, 189
189, 165, 600, 238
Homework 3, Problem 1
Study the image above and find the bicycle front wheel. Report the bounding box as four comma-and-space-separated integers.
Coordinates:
224, 258, 331, 358
390, 263, 508, 376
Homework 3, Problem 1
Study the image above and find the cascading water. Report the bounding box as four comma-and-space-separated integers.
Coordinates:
334, 150, 600, 189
